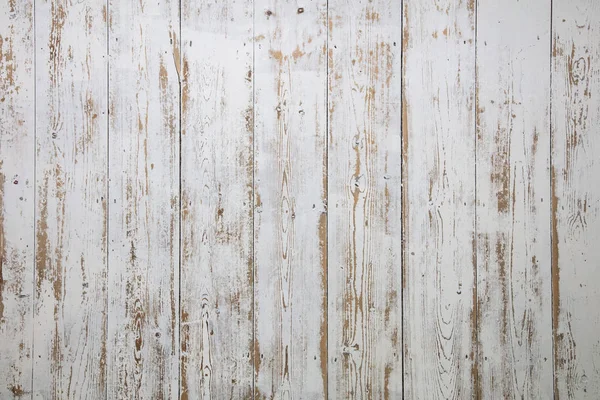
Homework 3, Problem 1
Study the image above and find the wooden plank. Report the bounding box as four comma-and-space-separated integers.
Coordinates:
552, 1, 600, 397
33, 0, 108, 398
402, 0, 477, 398
253, 1, 328, 397
476, 0, 553, 398
327, 1, 402, 398
0, 1, 34, 398
179, 1, 254, 398
107, 0, 180, 398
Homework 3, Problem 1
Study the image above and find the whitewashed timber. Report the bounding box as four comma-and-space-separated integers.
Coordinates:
107, 0, 180, 398
34, 0, 108, 398
0, 0, 598, 398
0, 0, 34, 398
476, 0, 553, 398
328, 0, 402, 398
552, 0, 600, 397
180, 0, 254, 398
253, 1, 328, 398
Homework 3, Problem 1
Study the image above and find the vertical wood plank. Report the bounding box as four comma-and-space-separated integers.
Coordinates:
180, 1, 254, 398
552, 1, 600, 397
327, 0, 402, 398
107, 0, 180, 398
402, 0, 477, 398
476, 0, 553, 397
0, 1, 34, 397
33, 0, 108, 398
253, 0, 328, 397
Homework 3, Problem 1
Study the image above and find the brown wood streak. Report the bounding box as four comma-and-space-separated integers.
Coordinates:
401, 0, 409, 297
319, 183, 328, 399
400, 14, 410, 396
551, 155, 560, 394
274, 42, 294, 394
0, 168, 4, 321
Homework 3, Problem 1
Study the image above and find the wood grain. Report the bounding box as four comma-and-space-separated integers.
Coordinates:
476, 0, 553, 397
33, 0, 108, 398
0, 1, 34, 398
107, 0, 180, 398
253, 0, 328, 398
180, 1, 254, 398
2, 1, 600, 398
552, 1, 600, 397
327, 1, 402, 398
402, 0, 477, 398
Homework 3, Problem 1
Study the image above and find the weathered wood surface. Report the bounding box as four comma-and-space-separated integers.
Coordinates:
180, 0, 254, 398
552, 0, 600, 397
33, 0, 108, 398
327, 0, 402, 398
0, 1, 34, 398
253, 0, 328, 398
402, 0, 477, 398
107, 0, 180, 398
2, 0, 600, 398
476, 0, 553, 398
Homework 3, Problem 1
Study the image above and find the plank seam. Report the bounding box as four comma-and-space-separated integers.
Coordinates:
400, 0, 405, 397
31, 0, 37, 396
105, 0, 110, 397
325, 0, 330, 398
251, 0, 256, 398
549, 0, 556, 398
178, 0, 183, 398
473, 0, 479, 398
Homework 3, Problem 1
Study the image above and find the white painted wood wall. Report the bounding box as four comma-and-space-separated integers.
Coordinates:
1, 0, 599, 398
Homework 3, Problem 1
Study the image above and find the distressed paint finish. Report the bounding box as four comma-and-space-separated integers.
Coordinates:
476, 0, 553, 398
180, 1, 254, 398
327, 1, 402, 398
107, 0, 180, 398
253, 0, 328, 398
552, 1, 600, 397
402, 0, 477, 398
2, 1, 600, 399
33, 0, 108, 398
0, 0, 34, 398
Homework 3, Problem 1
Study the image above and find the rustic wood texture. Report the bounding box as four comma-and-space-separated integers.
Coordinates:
327, 0, 402, 398
33, 0, 108, 398
107, 0, 180, 398
552, 0, 600, 397
0, 1, 34, 398
3, 0, 600, 398
253, 0, 328, 398
476, 0, 553, 398
402, 0, 477, 398
180, 1, 254, 398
